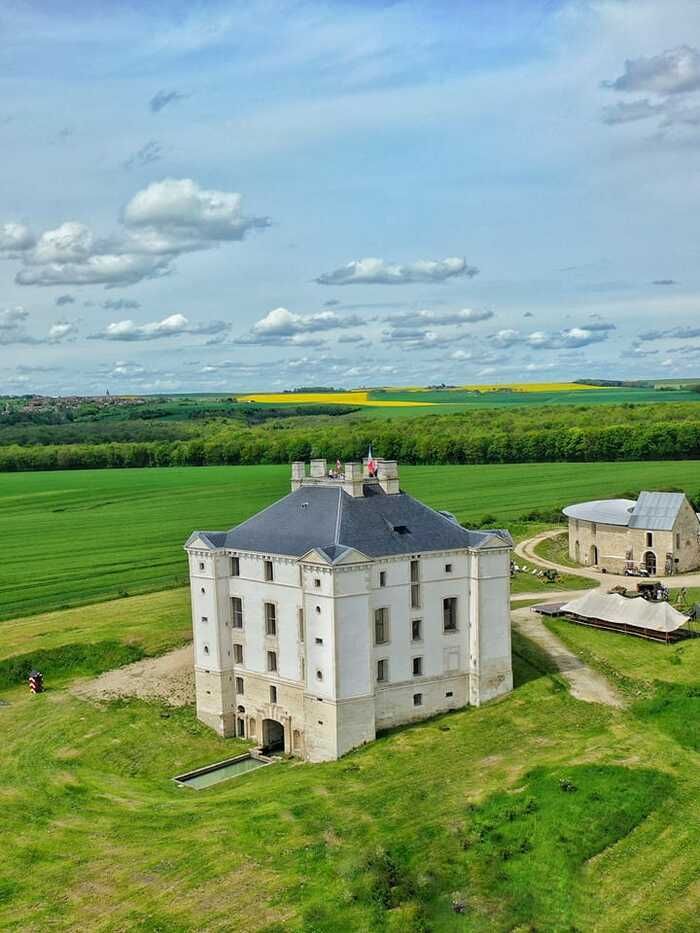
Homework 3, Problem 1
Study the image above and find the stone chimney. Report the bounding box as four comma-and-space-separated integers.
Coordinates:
377, 460, 400, 495
342, 462, 364, 497
291, 461, 305, 491
310, 459, 327, 478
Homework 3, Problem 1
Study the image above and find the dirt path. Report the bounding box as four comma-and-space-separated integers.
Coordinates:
72, 644, 194, 706
515, 529, 700, 588
511, 602, 624, 708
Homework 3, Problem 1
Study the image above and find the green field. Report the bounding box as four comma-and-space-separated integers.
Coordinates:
1, 588, 699, 928
3, 460, 700, 621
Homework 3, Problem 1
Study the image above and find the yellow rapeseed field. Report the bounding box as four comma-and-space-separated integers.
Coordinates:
237, 391, 432, 407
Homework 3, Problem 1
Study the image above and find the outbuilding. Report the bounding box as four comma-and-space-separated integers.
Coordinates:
563, 491, 700, 575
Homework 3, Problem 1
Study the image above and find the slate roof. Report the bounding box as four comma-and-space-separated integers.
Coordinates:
563, 491, 692, 531
185, 483, 512, 559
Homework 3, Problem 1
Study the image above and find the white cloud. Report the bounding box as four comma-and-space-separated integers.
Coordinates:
528, 327, 609, 350
48, 321, 78, 342
0, 306, 29, 331
233, 306, 363, 345
0, 306, 77, 345
123, 178, 269, 245
387, 307, 493, 327
90, 313, 230, 341
0, 223, 35, 253
603, 46, 700, 95
315, 256, 477, 285
4, 178, 269, 288
490, 328, 520, 347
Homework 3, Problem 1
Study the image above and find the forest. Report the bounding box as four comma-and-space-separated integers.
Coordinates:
1, 399, 700, 471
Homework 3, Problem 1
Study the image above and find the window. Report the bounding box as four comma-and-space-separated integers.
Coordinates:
412, 656, 423, 677
443, 597, 458, 632
298, 608, 304, 642
269, 685, 277, 704
377, 659, 388, 682
446, 690, 454, 698
233, 644, 244, 664
314, 578, 321, 588
235, 676, 244, 694
379, 571, 386, 588
316, 669, 323, 681
231, 597, 243, 629
315, 605, 321, 614
374, 607, 389, 644
676, 533, 681, 549
315, 637, 323, 645
200, 587, 205, 594
264, 560, 274, 582
201, 616, 208, 623
199, 561, 205, 571
267, 650, 277, 672
413, 693, 423, 706
646, 532, 653, 547
410, 559, 420, 608
411, 619, 422, 642
203, 645, 209, 655
264, 602, 277, 636
231, 556, 240, 576
445, 563, 453, 573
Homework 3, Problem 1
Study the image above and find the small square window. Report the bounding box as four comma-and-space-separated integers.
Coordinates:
199, 562, 205, 571
413, 693, 423, 706
445, 563, 453, 573
203, 645, 209, 655
315, 637, 323, 645
201, 616, 208, 623
314, 578, 321, 588
316, 669, 323, 681
379, 571, 386, 587
446, 690, 453, 698
200, 587, 205, 594
412, 656, 423, 677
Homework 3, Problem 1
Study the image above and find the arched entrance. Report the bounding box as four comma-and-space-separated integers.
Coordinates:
262, 718, 285, 753
643, 551, 657, 575
590, 544, 598, 566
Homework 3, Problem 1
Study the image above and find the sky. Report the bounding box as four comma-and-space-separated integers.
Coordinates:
1, 0, 700, 395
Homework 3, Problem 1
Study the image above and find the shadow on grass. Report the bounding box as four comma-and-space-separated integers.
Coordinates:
512, 628, 561, 689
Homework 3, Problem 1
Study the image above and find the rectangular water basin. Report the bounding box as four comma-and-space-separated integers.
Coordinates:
174, 753, 270, 789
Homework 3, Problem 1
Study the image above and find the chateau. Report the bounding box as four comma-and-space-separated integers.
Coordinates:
563, 491, 700, 576
185, 458, 513, 762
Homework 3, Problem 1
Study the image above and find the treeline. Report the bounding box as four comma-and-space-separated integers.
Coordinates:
2, 414, 700, 471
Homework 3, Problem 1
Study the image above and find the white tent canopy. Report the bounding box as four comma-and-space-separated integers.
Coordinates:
560, 590, 689, 634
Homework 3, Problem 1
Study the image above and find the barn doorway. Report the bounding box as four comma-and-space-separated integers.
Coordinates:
590, 544, 598, 566
643, 551, 657, 575
262, 719, 285, 753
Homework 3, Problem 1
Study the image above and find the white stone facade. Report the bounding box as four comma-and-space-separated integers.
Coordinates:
185, 460, 513, 762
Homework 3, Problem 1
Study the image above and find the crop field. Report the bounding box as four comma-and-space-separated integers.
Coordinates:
1, 591, 699, 929
3, 459, 700, 622
234, 384, 700, 417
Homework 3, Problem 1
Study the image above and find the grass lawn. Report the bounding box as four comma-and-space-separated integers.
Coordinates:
532, 530, 579, 569
1, 608, 699, 930
3, 460, 700, 621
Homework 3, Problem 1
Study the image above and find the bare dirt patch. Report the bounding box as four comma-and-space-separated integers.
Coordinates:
72, 644, 194, 707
